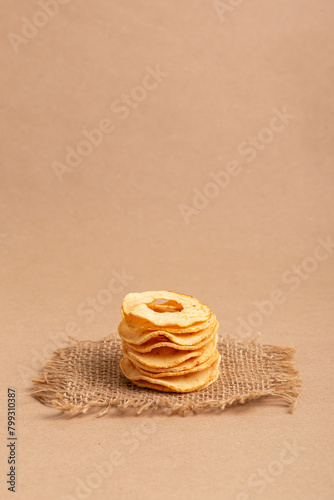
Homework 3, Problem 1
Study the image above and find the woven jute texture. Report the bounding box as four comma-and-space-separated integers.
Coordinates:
31, 336, 301, 416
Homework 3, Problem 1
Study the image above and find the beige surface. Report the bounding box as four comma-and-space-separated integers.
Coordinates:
1, 1, 333, 499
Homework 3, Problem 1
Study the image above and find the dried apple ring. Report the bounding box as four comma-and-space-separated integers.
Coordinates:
122, 291, 211, 328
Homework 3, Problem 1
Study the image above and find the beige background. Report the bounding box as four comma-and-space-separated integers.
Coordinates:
1, 1, 334, 499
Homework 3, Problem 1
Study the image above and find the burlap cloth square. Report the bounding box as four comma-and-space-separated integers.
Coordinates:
31, 336, 301, 416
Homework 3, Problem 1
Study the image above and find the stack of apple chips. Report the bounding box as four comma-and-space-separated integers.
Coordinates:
119, 291, 220, 392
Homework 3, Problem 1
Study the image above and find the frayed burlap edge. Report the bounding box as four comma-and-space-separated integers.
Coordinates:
30, 336, 301, 416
